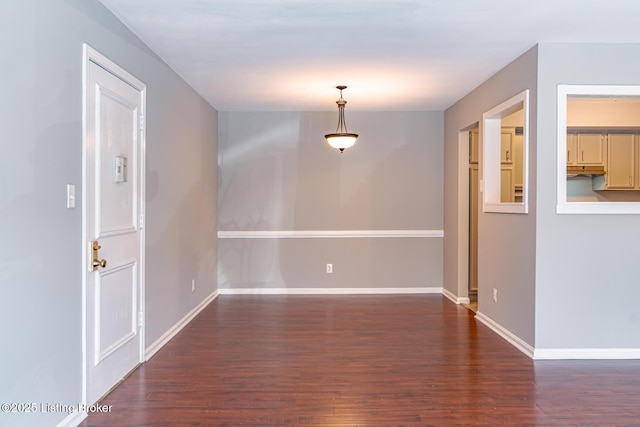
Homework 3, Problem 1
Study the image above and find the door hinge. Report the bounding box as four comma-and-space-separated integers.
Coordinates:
139, 212, 144, 229
139, 114, 144, 131
138, 311, 144, 328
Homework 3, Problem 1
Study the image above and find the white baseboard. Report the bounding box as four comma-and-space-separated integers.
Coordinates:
475, 313, 640, 360
57, 411, 86, 427
218, 287, 443, 295
145, 291, 219, 361
442, 288, 470, 304
534, 348, 640, 360
475, 311, 534, 358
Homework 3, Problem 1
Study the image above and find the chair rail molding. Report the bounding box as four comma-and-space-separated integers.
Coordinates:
218, 229, 444, 239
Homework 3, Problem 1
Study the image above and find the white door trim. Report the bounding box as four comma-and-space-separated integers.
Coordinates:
82, 44, 146, 405
455, 124, 477, 302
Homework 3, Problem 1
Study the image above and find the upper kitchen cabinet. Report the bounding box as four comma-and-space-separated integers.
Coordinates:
469, 126, 524, 203
573, 133, 604, 165
501, 130, 513, 164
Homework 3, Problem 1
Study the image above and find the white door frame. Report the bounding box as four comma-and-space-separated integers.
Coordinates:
456, 124, 478, 304
81, 44, 146, 405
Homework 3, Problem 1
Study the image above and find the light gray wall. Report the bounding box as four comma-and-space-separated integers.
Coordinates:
218, 112, 443, 290
443, 47, 538, 346
0, 1, 217, 426
535, 43, 640, 349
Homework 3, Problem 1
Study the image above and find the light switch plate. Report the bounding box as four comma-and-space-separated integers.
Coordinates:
67, 184, 76, 209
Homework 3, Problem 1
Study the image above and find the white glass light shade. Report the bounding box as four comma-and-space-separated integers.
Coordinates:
325, 134, 358, 151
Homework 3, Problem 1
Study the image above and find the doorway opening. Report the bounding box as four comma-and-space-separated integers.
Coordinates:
468, 126, 479, 308
456, 123, 478, 312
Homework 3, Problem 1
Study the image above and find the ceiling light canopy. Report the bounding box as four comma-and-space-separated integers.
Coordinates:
325, 85, 358, 152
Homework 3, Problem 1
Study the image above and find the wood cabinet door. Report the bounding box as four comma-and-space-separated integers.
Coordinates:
500, 167, 514, 202
607, 134, 635, 189
501, 130, 513, 164
566, 133, 576, 165
576, 133, 603, 164
513, 132, 524, 187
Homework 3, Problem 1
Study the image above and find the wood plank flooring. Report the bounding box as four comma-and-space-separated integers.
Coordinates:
80, 295, 640, 426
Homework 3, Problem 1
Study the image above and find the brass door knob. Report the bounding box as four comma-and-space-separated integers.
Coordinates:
93, 259, 107, 269
91, 240, 108, 271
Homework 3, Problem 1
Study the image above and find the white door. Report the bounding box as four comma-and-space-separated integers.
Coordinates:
84, 45, 146, 405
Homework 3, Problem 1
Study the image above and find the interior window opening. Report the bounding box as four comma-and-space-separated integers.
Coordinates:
482, 90, 529, 214
557, 85, 640, 214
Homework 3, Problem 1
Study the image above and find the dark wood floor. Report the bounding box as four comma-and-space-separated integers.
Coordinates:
81, 295, 640, 426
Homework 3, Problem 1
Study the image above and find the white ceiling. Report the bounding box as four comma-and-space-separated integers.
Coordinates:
98, 0, 640, 112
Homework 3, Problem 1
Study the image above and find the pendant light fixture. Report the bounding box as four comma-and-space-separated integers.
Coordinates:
325, 85, 358, 152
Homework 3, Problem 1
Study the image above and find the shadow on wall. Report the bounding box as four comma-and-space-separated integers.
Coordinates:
218, 116, 301, 231
144, 101, 217, 328
289, 112, 437, 230
217, 112, 442, 290
277, 113, 438, 288
218, 116, 302, 289
147, 171, 217, 301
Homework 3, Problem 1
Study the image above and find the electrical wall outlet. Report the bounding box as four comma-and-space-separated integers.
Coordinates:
192, 279, 196, 292
492, 288, 498, 303
326, 263, 333, 274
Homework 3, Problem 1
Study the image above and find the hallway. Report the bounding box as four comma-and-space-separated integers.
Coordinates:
81, 295, 640, 426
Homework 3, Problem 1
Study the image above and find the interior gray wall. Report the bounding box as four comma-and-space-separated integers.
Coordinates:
535, 43, 640, 349
0, 1, 217, 426
443, 46, 538, 346
218, 112, 443, 290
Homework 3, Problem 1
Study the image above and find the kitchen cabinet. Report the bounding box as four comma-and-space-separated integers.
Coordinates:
567, 132, 604, 165
470, 127, 518, 165
592, 133, 639, 190
511, 130, 524, 202
566, 133, 575, 164
501, 129, 513, 164
471, 127, 522, 202
500, 167, 514, 202
607, 134, 635, 189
